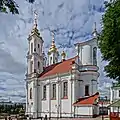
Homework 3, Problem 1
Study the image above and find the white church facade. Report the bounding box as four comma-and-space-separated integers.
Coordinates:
25, 14, 100, 118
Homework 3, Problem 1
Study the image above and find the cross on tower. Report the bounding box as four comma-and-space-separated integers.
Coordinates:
51, 31, 55, 41
34, 10, 38, 28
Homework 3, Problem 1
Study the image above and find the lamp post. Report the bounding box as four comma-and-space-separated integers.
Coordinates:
101, 101, 104, 120
55, 105, 60, 120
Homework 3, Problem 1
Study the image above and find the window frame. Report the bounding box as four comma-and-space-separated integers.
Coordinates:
119, 90, 120, 97
63, 81, 68, 98
43, 85, 46, 100
30, 88, 32, 99
85, 85, 89, 96
30, 61, 33, 73
50, 57, 52, 64
52, 84, 56, 99
31, 43, 33, 54
38, 44, 40, 48
93, 47, 97, 65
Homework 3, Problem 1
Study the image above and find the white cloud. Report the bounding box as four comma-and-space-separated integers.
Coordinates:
0, 0, 110, 102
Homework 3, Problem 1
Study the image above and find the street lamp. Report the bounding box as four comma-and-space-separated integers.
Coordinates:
55, 105, 60, 120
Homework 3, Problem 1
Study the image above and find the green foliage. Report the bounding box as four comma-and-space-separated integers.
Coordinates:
0, 0, 19, 14
98, 0, 120, 80
0, 0, 35, 14
0, 104, 25, 114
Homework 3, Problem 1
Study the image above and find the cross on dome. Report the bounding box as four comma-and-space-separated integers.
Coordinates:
30, 10, 41, 36
48, 31, 58, 54
51, 31, 55, 44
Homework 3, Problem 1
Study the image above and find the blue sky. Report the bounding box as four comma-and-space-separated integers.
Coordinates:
0, 0, 112, 102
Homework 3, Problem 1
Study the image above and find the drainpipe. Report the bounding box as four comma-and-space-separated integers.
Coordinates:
70, 70, 73, 117
57, 74, 60, 118
81, 46, 82, 64
59, 74, 62, 118
36, 78, 38, 118
49, 78, 51, 118
77, 44, 80, 64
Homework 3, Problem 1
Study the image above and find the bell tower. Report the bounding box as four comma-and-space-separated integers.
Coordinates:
27, 11, 44, 77
48, 31, 59, 65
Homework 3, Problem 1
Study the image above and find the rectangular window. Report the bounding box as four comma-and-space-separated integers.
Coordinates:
119, 90, 120, 97
63, 82, 68, 98
85, 85, 89, 96
38, 44, 39, 48
30, 88, 32, 99
43, 85, 46, 99
52, 84, 56, 99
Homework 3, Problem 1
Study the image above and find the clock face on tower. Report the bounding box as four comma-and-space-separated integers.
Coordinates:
93, 47, 97, 65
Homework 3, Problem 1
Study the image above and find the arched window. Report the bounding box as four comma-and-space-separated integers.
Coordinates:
52, 84, 56, 99
63, 82, 68, 98
30, 61, 33, 73
30, 88, 32, 99
31, 43, 33, 54
43, 85, 46, 99
55, 57, 57, 63
93, 47, 97, 65
50, 57, 52, 64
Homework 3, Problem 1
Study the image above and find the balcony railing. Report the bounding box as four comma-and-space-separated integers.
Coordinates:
78, 65, 99, 72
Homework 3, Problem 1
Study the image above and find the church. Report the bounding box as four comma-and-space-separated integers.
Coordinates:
25, 13, 100, 118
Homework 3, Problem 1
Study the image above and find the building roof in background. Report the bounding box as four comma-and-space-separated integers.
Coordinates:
108, 100, 120, 107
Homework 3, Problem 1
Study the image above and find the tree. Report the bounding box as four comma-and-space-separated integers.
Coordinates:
0, 0, 35, 14
98, 0, 120, 81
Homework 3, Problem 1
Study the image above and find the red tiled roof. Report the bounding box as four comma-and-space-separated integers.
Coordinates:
73, 92, 99, 106
38, 56, 78, 78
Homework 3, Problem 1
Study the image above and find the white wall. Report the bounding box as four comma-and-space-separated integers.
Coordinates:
27, 34, 43, 75
78, 38, 98, 66
48, 52, 59, 65
27, 81, 34, 115
110, 87, 120, 102
80, 72, 98, 96
38, 74, 75, 118
81, 45, 92, 65
75, 106, 93, 116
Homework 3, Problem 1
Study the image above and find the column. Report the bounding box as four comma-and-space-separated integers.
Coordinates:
26, 81, 28, 114
33, 79, 38, 118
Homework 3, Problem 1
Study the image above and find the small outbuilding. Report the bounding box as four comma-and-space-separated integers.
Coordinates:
108, 100, 120, 120
73, 92, 99, 118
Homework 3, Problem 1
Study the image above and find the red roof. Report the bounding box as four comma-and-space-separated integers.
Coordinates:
73, 92, 99, 106
39, 56, 78, 78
